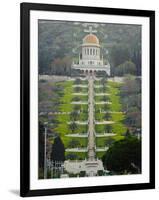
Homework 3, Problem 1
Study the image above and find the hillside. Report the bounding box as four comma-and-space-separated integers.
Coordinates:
38, 20, 141, 76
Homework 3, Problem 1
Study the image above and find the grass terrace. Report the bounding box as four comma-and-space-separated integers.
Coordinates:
94, 80, 126, 159
52, 79, 89, 159
39, 77, 127, 161
73, 87, 88, 93
72, 95, 88, 101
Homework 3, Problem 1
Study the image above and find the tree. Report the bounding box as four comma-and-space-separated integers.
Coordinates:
109, 45, 130, 75
131, 43, 141, 76
74, 87, 81, 93
38, 22, 141, 76
124, 129, 131, 137
69, 121, 78, 133
121, 77, 141, 96
39, 121, 45, 170
97, 170, 104, 176
103, 85, 108, 93
70, 111, 79, 121
68, 139, 80, 148
102, 137, 141, 174
50, 56, 72, 75
103, 103, 109, 111
73, 105, 81, 111
125, 111, 141, 128
105, 137, 115, 147
51, 136, 65, 161
79, 171, 86, 177
101, 77, 106, 86
105, 124, 112, 133
115, 61, 136, 76
104, 112, 111, 121
120, 77, 141, 132
103, 96, 109, 102
72, 96, 81, 102
75, 78, 81, 84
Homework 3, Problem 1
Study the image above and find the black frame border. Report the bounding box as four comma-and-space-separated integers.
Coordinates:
20, 2, 155, 197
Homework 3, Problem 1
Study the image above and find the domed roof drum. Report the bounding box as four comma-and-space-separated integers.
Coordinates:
82, 33, 100, 46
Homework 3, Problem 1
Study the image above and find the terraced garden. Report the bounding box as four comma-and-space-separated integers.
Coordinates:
53, 79, 89, 160
39, 77, 127, 161
94, 80, 126, 158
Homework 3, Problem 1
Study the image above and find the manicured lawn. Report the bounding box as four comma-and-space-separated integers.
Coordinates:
80, 104, 88, 112
95, 96, 110, 102
95, 124, 106, 133
74, 80, 88, 85
39, 78, 127, 161
58, 81, 74, 112
94, 80, 101, 85
72, 95, 88, 101
94, 87, 103, 93
66, 137, 88, 148
73, 87, 88, 93
65, 152, 87, 160
96, 134, 124, 148
53, 80, 88, 158
79, 113, 88, 121
96, 137, 107, 147
96, 152, 105, 159
94, 80, 126, 159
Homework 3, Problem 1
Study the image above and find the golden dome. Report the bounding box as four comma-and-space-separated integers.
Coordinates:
83, 33, 99, 45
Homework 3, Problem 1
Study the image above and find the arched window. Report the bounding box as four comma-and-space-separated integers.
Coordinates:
87, 48, 89, 55
96, 49, 97, 55
90, 49, 92, 55
93, 49, 95, 55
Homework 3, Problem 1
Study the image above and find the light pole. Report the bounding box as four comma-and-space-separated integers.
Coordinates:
44, 122, 48, 179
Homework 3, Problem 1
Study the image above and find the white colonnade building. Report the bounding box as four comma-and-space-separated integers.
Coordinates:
72, 27, 110, 76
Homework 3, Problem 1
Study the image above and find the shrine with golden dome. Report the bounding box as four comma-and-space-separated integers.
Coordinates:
72, 26, 110, 76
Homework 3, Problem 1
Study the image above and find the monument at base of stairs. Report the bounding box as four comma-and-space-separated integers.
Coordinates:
64, 159, 104, 176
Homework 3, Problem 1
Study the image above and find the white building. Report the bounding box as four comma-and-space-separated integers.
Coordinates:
64, 159, 104, 176
72, 28, 110, 76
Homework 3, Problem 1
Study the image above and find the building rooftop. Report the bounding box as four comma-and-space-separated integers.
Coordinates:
83, 33, 99, 45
